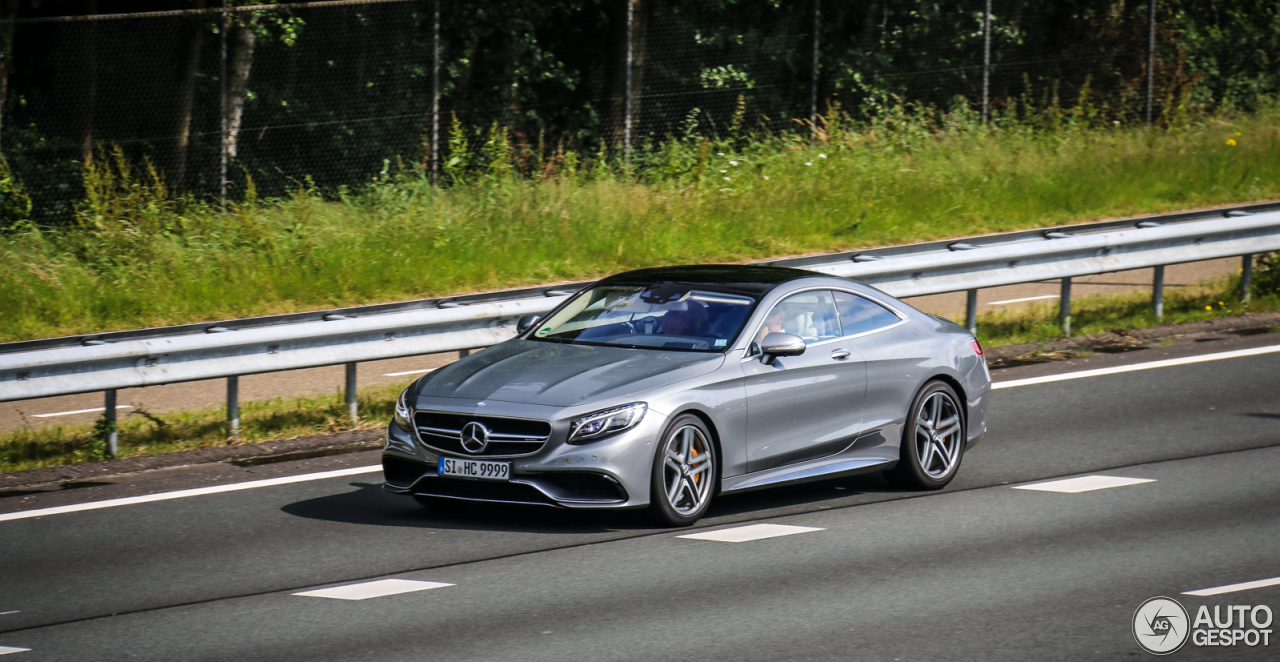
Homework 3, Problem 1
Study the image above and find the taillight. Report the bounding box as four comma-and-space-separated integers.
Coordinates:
970, 339, 984, 356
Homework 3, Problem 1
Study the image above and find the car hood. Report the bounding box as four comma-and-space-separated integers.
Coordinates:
415, 339, 724, 407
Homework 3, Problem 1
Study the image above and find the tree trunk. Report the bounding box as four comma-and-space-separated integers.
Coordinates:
606, 0, 647, 144
169, 0, 206, 190
75, 0, 98, 164
224, 22, 255, 160
0, 0, 18, 150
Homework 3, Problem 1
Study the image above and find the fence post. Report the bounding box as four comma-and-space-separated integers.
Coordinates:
345, 362, 358, 424
1060, 277, 1073, 336
430, 0, 440, 183
219, 0, 229, 210
965, 289, 978, 334
1152, 265, 1165, 319
623, 0, 633, 166
1241, 254, 1253, 303
810, 0, 820, 141
104, 389, 118, 458
226, 375, 239, 441
1146, 0, 1156, 126
981, 0, 991, 124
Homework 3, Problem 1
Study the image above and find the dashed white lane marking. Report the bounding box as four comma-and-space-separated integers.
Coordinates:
1013, 475, 1155, 493
32, 405, 133, 418
988, 294, 1060, 306
1184, 576, 1280, 597
0, 611, 17, 615
382, 368, 437, 377
677, 523, 824, 543
0, 646, 30, 655
993, 344, 1280, 390
0, 465, 381, 524
294, 579, 453, 600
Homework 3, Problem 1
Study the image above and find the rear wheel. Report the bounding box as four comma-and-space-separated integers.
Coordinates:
648, 415, 717, 527
886, 381, 965, 490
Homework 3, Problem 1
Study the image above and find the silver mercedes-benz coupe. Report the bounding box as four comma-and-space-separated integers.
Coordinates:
383, 265, 990, 526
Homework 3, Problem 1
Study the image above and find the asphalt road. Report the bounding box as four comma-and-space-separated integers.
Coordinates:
1, 333, 1278, 660
0, 256, 1242, 433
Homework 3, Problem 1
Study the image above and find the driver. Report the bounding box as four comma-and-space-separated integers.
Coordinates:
756, 309, 785, 344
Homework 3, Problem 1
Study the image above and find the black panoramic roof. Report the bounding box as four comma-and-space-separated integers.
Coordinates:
600, 264, 821, 297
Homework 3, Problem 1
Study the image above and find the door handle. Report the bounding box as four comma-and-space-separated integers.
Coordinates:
830, 348, 851, 360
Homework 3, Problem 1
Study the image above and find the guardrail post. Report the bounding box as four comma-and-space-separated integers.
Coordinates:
104, 389, 118, 458
226, 376, 239, 441
965, 289, 978, 334
1059, 277, 1073, 336
345, 362, 358, 424
1241, 254, 1253, 304
1152, 265, 1165, 320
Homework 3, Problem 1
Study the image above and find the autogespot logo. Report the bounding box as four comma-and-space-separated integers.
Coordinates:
1134, 597, 1191, 655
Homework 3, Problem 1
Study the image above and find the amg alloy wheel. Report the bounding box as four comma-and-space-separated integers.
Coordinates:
649, 415, 717, 526
886, 381, 965, 490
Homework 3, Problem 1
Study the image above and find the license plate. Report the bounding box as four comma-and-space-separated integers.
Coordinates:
438, 457, 510, 481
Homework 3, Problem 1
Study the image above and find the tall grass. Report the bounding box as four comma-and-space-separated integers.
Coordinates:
2, 101, 1280, 342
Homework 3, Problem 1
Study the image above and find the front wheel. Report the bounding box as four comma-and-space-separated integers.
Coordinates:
886, 381, 966, 490
648, 415, 717, 527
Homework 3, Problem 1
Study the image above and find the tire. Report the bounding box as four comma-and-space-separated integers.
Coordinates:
648, 414, 718, 527
886, 381, 966, 490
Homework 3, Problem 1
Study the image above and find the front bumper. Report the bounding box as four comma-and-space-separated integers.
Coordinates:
381, 408, 662, 509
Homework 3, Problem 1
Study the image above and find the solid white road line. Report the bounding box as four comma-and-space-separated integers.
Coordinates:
0, 612, 17, 616
992, 344, 1280, 390
1013, 475, 1155, 493
0, 465, 381, 524
988, 294, 1060, 306
6, 343, 1276, 524
294, 579, 453, 600
1183, 576, 1280, 597
32, 405, 134, 419
677, 523, 824, 543
0, 647, 30, 655
382, 368, 438, 377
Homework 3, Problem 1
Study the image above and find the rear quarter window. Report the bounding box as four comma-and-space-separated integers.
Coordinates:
834, 291, 901, 336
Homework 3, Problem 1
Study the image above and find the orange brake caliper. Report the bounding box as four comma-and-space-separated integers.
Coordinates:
690, 448, 700, 485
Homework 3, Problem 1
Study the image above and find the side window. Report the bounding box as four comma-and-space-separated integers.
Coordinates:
833, 291, 901, 336
756, 291, 841, 345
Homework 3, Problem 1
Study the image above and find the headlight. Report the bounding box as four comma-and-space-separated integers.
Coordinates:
393, 388, 413, 429
569, 402, 647, 444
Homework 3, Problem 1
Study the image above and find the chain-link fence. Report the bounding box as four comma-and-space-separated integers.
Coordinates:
0, 0, 1273, 223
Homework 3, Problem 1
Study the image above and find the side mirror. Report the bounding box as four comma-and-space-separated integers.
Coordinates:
760, 332, 805, 364
516, 314, 541, 335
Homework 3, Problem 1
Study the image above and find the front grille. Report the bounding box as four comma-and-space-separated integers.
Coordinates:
414, 411, 552, 457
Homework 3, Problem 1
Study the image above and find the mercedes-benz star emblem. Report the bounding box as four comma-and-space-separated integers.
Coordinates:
460, 421, 490, 454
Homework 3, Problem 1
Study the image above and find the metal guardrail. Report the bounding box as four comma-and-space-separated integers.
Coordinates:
2, 201, 1278, 455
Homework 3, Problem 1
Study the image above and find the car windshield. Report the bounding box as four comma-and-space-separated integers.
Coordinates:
530, 283, 758, 352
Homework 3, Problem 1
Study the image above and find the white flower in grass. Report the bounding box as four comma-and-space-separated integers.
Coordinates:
818, 153, 827, 159
717, 152, 725, 156
723, 176, 731, 181
763, 175, 770, 180
729, 160, 739, 166
804, 162, 813, 166
719, 169, 727, 173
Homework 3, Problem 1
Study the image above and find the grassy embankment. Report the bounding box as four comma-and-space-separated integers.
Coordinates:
3, 103, 1280, 341
3, 102, 1280, 472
